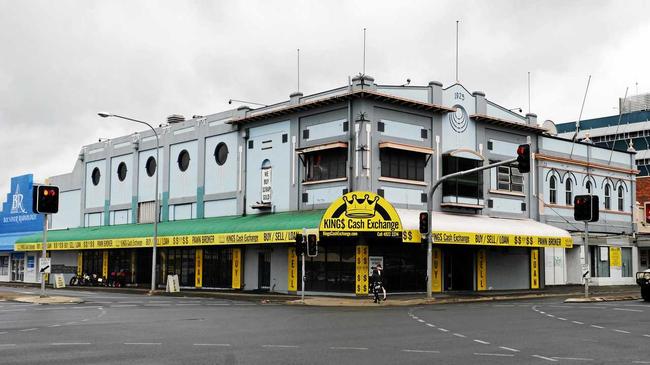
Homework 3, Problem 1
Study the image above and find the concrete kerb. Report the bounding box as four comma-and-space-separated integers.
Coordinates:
0, 291, 83, 305
564, 295, 642, 303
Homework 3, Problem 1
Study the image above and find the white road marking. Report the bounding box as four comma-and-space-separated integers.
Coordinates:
539, 311, 546, 314
551, 357, 593, 361
590, 325, 604, 329
614, 329, 630, 334
417, 319, 425, 323
473, 340, 490, 345
426, 324, 435, 327
124, 342, 161, 345
82, 319, 89, 322
438, 328, 449, 332
412, 316, 419, 320
48, 325, 61, 328
614, 308, 642, 312
145, 304, 171, 307
176, 304, 200, 306
558, 317, 567, 321
401, 349, 440, 353
20, 328, 37, 332
632, 361, 650, 364
532, 354, 558, 362
64, 322, 78, 325
262, 345, 299, 348
330, 347, 368, 350
193, 343, 231, 347
547, 314, 555, 318
474, 353, 514, 357
499, 346, 520, 352
112, 304, 137, 308
643, 334, 650, 338
572, 321, 584, 325
453, 333, 466, 338
51, 342, 91, 346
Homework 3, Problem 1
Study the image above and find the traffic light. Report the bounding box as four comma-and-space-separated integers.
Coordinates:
419, 212, 429, 234
307, 234, 318, 257
574, 195, 599, 222
516, 144, 531, 173
294, 233, 305, 256
32, 185, 59, 214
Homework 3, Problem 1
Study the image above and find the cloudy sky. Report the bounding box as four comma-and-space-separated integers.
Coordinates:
0, 0, 648, 196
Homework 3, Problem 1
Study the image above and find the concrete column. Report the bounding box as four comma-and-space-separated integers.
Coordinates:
526, 113, 538, 126
429, 81, 443, 105
472, 91, 487, 115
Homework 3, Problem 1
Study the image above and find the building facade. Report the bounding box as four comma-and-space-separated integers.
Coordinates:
14, 75, 636, 293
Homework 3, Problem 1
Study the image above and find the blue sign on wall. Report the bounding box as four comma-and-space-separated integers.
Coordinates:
0, 174, 44, 234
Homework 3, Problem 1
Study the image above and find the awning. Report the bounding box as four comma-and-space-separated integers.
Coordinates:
379, 141, 434, 155
296, 142, 347, 154
15, 211, 324, 251
0, 232, 39, 252
429, 212, 573, 248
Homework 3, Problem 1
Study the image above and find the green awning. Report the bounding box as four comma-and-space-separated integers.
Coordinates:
15, 211, 324, 251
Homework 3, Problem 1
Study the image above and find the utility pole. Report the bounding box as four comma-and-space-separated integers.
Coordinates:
302, 228, 306, 303
583, 222, 590, 298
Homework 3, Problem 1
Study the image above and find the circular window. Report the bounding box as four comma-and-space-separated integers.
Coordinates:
177, 149, 190, 172
145, 156, 157, 177
214, 142, 229, 166
117, 162, 128, 182
91, 167, 101, 186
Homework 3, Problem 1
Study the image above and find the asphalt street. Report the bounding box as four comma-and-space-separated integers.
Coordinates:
0, 288, 649, 364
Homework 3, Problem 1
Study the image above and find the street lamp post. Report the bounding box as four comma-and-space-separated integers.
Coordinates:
98, 113, 160, 293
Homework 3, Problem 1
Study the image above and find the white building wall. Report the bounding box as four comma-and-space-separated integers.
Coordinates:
138, 148, 164, 202
110, 154, 134, 206
51, 190, 81, 229
169, 141, 198, 199
85, 160, 106, 209
204, 133, 239, 195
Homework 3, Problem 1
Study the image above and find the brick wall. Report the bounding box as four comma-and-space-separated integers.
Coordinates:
637, 176, 650, 204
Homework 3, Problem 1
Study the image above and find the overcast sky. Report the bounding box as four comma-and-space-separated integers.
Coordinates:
1, 0, 648, 196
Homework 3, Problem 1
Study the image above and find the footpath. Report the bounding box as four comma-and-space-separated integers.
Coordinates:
0, 283, 641, 307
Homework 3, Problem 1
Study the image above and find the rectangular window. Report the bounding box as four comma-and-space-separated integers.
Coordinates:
0, 256, 8, 276
442, 155, 483, 205
493, 162, 523, 193
304, 148, 347, 182
590, 246, 610, 278
380, 149, 426, 181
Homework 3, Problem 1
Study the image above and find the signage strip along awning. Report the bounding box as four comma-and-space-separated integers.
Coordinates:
397, 210, 572, 248
15, 210, 324, 252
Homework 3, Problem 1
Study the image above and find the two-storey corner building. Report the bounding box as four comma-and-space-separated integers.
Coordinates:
16, 75, 632, 294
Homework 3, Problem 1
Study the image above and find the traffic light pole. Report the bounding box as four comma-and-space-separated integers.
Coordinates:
426, 157, 518, 299
583, 221, 590, 298
301, 228, 306, 304
40, 214, 48, 298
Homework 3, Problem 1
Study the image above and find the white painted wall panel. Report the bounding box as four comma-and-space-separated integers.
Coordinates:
138, 148, 164, 202
204, 133, 238, 195
51, 190, 81, 229
381, 186, 423, 207
169, 141, 198, 199
380, 119, 424, 141
110, 154, 133, 206
304, 185, 346, 205
85, 160, 105, 209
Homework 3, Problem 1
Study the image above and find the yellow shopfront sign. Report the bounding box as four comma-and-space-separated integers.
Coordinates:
15, 229, 302, 252
431, 231, 572, 249
320, 192, 402, 239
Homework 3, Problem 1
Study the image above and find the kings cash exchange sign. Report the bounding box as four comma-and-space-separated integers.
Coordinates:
0, 174, 43, 234
319, 192, 403, 238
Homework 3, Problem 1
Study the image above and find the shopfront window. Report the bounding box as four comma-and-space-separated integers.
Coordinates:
0, 256, 8, 276
108, 250, 133, 285
304, 148, 347, 182
203, 247, 232, 288
380, 149, 426, 181
163, 248, 195, 287
590, 246, 610, 278
442, 155, 483, 205
304, 244, 355, 292
82, 251, 103, 276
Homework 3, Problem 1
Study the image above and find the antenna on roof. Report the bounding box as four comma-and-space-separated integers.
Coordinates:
455, 20, 460, 82
569, 75, 592, 159
608, 87, 630, 165
362, 28, 367, 75
528, 71, 530, 113
297, 48, 300, 93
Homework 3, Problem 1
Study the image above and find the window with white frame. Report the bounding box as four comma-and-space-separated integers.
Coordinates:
604, 184, 611, 210
494, 162, 523, 193
617, 186, 624, 211
565, 178, 573, 205
0, 256, 8, 276
549, 176, 557, 204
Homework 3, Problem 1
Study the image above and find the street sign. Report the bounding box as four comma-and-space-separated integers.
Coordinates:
39, 257, 51, 274
54, 274, 66, 288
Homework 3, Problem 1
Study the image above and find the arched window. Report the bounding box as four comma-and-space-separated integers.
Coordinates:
618, 186, 624, 211
604, 184, 611, 210
585, 181, 592, 194
549, 176, 557, 204
565, 178, 573, 205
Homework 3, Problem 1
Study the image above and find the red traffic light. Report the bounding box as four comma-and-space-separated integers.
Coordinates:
32, 185, 59, 214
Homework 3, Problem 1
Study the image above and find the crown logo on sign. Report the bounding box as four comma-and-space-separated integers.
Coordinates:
343, 194, 379, 218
